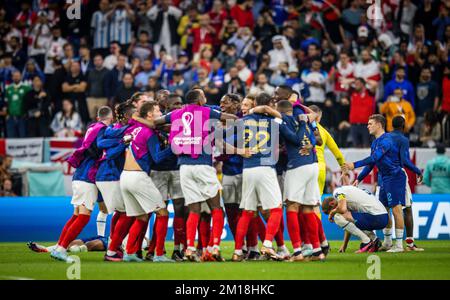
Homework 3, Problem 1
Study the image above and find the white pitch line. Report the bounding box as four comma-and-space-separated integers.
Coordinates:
0, 276, 35, 280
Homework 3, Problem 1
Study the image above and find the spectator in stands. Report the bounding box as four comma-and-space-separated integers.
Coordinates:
24, 75, 51, 137
336, 95, 351, 146
381, 88, 416, 133
62, 61, 89, 124
384, 66, 416, 107
79, 46, 93, 76
177, 5, 200, 53
128, 30, 153, 62
208, 57, 225, 90
9, 36, 27, 72
0, 178, 16, 197
230, 0, 254, 29
28, 10, 52, 70
145, 75, 163, 93
50, 99, 82, 137
147, 0, 182, 58
106, 1, 135, 49
228, 26, 255, 59
249, 73, 275, 95
46, 58, 66, 113
217, 44, 238, 71
134, 58, 156, 91
0, 53, 17, 88
353, 49, 380, 91
86, 54, 108, 121
342, 0, 363, 38
268, 35, 295, 72
136, 1, 153, 38
440, 63, 450, 116
301, 57, 328, 107
329, 51, 354, 100
196, 66, 220, 104
221, 72, 246, 98
21, 59, 45, 86
4, 70, 31, 138
349, 77, 374, 148
168, 70, 189, 96
416, 67, 439, 120
103, 41, 123, 70
91, 0, 111, 58
104, 54, 130, 103
423, 144, 450, 194
419, 110, 442, 148
0, 154, 13, 183
114, 72, 138, 104
44, 26, 66, 76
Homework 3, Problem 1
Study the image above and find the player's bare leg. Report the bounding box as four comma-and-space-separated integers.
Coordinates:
387, 204, 405, 253
379, 208, 393, 251
206, 192, 225, 262
404, 207, 424, 251
286, 201, 304, 262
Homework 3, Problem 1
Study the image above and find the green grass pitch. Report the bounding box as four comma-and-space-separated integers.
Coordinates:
1, 241, 450, 280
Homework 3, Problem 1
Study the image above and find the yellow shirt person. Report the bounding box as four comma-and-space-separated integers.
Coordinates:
316, 123, 346, 195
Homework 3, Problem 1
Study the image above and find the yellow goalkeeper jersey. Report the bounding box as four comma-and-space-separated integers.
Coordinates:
316, 123, 345, 171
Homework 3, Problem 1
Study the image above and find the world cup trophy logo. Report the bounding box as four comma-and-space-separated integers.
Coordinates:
181, 112, 194, 136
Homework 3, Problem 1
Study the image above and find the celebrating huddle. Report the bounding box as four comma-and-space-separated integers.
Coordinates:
35, 85, 422, 264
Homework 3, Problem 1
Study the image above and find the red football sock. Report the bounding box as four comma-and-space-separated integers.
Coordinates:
234, 210, 253, 250
60, 214, 90, 249
275, 217, 285, 247
126, 218, 148, 255
246, 215, 259, 248
155, 215, 168, 256
305, 212, 320, 249
314, 213, 327, 243
186, 212, 200, 249
108, 214, 135, 252
211, 208, 224, 247
110, 212, 121, 238
57, 214, 78, 245
298, 211, 310, 245
286, 211, 302, 249
265, 208, 282, 242
173, 216, 185, 248
199, 216, 210, 249
148, 217, 157, 253
256, 215, 266, 242
225, 205, 239, 239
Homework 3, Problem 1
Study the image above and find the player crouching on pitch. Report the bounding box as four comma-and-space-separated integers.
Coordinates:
322, 177, 388, 253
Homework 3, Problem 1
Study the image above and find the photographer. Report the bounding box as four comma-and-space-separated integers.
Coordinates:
24, 75, 52, 137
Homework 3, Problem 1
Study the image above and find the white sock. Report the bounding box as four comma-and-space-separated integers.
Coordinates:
320, 240, 329, 247
263, 240, 273, 248
249, 246, 259, 252
383, 228, 393, 245
106, 250, 116, 256
46, 245, 57, 252
242, 244, 248, 252
364, 230, 377, 241
294, 247, 302, 253
395, 229, 404, 248
406, 237, 414, 247
96, 211, 108, 237
334, 214, 370, 244
234, 249, 243, 256
56, 245, 67, 253
278, 245, 288, 252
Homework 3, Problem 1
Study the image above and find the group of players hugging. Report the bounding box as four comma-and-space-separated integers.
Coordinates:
28, 85, 424, 263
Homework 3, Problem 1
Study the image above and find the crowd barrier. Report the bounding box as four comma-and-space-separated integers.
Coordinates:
1, 194, 449, 242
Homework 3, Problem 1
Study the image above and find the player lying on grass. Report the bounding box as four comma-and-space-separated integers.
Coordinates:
322, 181, 388, 253
28, 236, 108, 253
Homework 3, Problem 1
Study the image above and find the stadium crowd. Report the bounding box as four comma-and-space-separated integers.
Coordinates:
0, 0, 449, 147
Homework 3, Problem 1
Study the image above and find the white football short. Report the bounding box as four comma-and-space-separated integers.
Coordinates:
71, 180, 98, 211
284, 163, 320, 206
222, 174, 242, 205
150, 170, 184, 201
120, 171, 165, 217
179, 164, 221, 205
96, 181, 125, 213
241, 166, 282, 211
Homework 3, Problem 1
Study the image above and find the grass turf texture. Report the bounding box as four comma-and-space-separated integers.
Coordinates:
0, 241, 449, 280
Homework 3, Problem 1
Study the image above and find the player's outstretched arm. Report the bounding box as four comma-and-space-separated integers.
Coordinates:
340, 231, 351, 253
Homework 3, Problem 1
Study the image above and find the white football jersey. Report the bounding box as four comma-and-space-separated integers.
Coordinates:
333, 186, 387, 216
